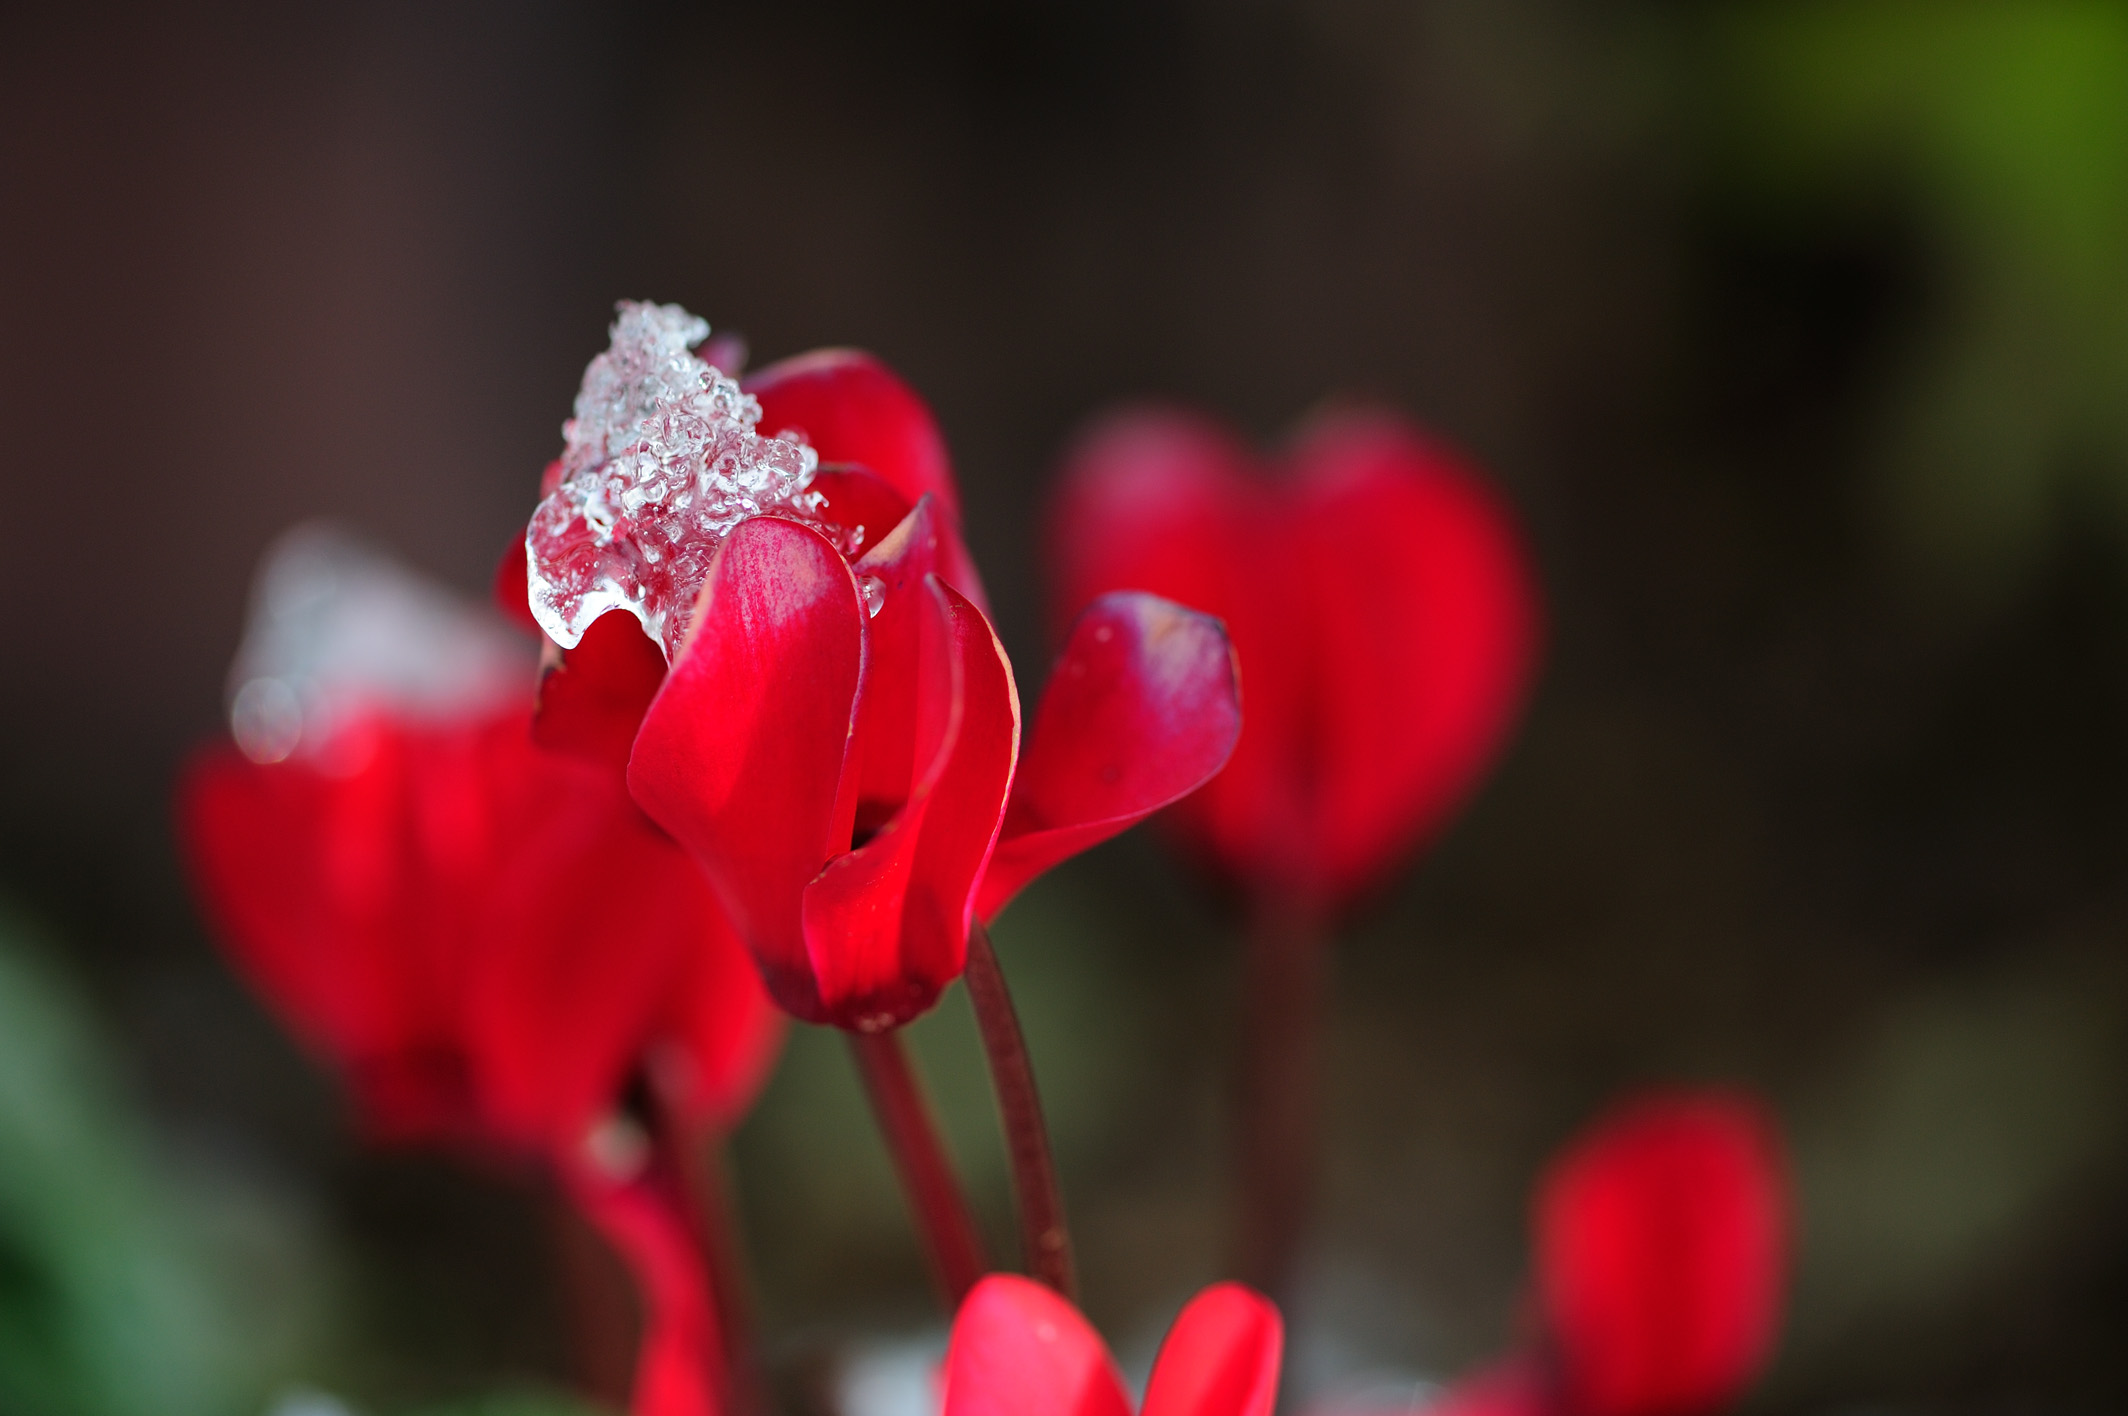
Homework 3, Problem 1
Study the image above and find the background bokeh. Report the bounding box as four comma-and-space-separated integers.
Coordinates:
4, 2, 2127, 1412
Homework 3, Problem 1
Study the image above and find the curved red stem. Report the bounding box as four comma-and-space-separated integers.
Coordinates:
964, 920, 1076, 1299
1233, 894, 1328, 1308
849, 1028, 989, 1305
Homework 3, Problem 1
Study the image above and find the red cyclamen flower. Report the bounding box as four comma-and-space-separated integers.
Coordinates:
1532, 1091, 1789, 1416
944, 1274, 1282, 1416
181, 528, 782, 1416
1047, 406, 1540, 910
524, 305, 1243, 1031
185, 709, 778, 1151
1319, 1092, 1788, 1416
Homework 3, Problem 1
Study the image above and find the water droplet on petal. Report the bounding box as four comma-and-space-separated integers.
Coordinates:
231, 677, 303, 763
861, 575, 887, 618
584, 1112, 651, 1180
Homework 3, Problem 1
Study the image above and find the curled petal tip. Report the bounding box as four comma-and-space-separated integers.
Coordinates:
977, 590, 1241, 920
943, 1275, 1132, 1416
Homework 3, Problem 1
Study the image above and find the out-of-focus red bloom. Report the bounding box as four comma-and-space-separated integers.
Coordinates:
184, 525, 778, 1416
181, 708, 779, 1154
184, 697, 783, 1416
537, 342, 1242, 1032
1394, 1091, 1788, 1416
1532, 1092, 1789, 1416
943, 1274, 1282, 1416
1047, 407, 1540, 910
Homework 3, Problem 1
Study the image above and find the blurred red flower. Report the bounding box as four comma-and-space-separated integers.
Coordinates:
182, 708, 779, 1153
1533, 1091, 1790, 1416
539, 347, 1242, 1032
182, 516, 788, 1416
184, 705, 779, 1416
1387, 1091, 1788, 1416
1046, 406, 1540, 911
943, 1273, 1283, 1416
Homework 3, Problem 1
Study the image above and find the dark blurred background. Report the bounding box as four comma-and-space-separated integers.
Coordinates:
5, 2, 2128, 1412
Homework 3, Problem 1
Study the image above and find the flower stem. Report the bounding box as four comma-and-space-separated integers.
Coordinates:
849, 1029, 989, 1305
964, 920, 1077, 1300
1234, 893, 1329, 1307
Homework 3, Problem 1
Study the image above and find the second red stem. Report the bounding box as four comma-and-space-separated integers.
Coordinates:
1234, 893, 1329, 1307
964, 920, 1077, 1299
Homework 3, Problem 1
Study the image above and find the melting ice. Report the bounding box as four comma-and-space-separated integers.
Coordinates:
526, 301, 830, 659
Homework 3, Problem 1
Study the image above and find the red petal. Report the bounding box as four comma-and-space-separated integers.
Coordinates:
978, 591, 1240, 920
664, 887, 786, 1132
1288, 412, 1540, 903
1142, 1283, 1283, 1416
566, 1159, 725, 1416
846, 497, 949, 816
811, 466, 915, 561
1534, 1092, 1789, 1416
1046, 408, 1313, 894
492, 535, 541, 634
465, 738, 780, 1149
178, 726, 508, 1141
748, 348, 959, 517
628, 518, 866, 1023
534, 608, 669, 776
801, 576, 1018, 1029
749, 350, 990, 611
942, 1274, 1131, 1416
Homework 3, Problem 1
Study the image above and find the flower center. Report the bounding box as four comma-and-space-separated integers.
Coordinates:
526, 301, 834, 659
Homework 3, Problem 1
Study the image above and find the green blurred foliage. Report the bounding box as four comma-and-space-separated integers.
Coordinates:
1782, 937, 2128, 1394
1713, 0, 2128, 600
0, 905, 323, 1416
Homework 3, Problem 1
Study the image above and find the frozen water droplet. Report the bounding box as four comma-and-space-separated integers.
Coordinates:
231, 677, 304, 763
836, 1334, 949, 1416
226, 524, 535, 764
861, 574, 887, 618
584, 1112, 651, 1180
525, 301, 842, 659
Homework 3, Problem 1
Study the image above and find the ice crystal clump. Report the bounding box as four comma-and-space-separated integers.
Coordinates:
227, 523, 535, 766
526, 301, 830, 659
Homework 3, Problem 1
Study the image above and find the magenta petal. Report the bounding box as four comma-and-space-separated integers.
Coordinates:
942, 1275, 1132, 1416
747, 348, 959, 517
802, 575, 1018, 1029
810, 466, 916, 560
847, 496, 947, 812
976, 591, 1240, 921
628, 518, 865, 1023
1289, 412, 1541, 904
1141, 1283, 1283, 1416
534, 608, 668, 777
